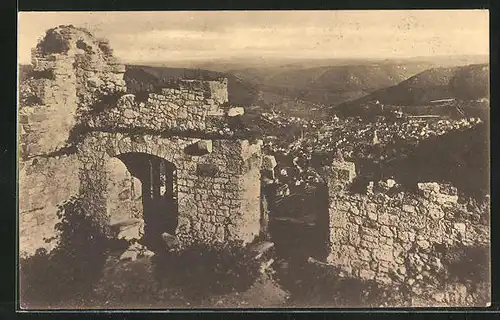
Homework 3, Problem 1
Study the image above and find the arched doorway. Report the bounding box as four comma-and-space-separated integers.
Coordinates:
114, 152, 178, 250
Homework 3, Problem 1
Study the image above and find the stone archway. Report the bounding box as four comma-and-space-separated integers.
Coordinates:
106, 152, 179, 250
80, 131, 264, 248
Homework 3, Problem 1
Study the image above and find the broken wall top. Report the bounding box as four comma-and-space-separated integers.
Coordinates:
19, 25, 128, 158
86, 82, 255, 139
31, 25, 124, 74
19, 25, 258, 160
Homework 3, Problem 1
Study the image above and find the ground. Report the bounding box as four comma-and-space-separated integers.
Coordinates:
82, 252, 289, 309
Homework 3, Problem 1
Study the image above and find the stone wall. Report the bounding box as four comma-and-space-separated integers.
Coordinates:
78, 132, 263, 246
89, 79, 231, 134
30, 25, 127, 110
178, 78, 229, 106
19, 25, 264, 257
19, 155, 80, 257
322, 160, 490, 306
19, 26, 126, 159
105, 158, 143, 225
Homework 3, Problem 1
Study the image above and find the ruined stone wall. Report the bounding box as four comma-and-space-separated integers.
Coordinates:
323, 161, 490, 306
19, 57, 77, 157
178, 78, 229, 106
89, 78, 230, 133
19, 25, 264, 257
78, 132, 262, 246
19, 155, 80, 257
19, 26, 126, 159
105, 158, 143, 225
205, 79, 229, 105
19, 26, 128, 257
231, 140, 263, 241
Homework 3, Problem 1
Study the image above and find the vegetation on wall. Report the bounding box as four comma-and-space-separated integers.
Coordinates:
19, 195, 113, 308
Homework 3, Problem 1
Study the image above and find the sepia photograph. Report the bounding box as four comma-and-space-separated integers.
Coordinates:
17, 10, 490, 309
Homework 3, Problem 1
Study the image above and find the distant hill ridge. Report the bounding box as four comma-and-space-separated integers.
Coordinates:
121, 63, 433, 116
19, 61, 489, 120
225, 62, 434, 106
338, 63, 489, 108
230, 63, 431, 91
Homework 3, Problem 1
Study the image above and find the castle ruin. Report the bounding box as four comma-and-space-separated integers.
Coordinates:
19, 25, 489, 306
19, 25, 263, 256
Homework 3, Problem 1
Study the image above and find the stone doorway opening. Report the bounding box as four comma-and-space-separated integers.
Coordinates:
114, 152, 179, 250
268, 181, 330, 262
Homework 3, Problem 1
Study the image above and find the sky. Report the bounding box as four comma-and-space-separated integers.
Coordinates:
18, 10, 489, 64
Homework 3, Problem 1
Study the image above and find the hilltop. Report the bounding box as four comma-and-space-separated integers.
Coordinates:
226, 62, 433, 107
336, 64, 489, 112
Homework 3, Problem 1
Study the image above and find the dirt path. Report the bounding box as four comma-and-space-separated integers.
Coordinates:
200, 274, 289, 308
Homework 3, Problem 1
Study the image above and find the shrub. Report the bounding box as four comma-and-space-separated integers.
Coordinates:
442, 243, 490, 289
152, 240, 260, 302
273, 260, 397, 307
19, 195, 110, 308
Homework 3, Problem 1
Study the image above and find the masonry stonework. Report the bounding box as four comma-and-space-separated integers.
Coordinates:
19, 25, 264, 257
78, 132, 263, 246
322, 160, 490, 306
105, 157, 143, 225
19, 155, 81, 257
89, 78, 231, 133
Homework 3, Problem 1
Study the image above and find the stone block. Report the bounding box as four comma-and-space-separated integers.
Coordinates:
380, 225, 394, 237
358, 248, 372, 261
453, 222, 466, 234
417, 182, 440, 194
367, 209, 378, 221
119, 249, 138, 262
360, 238, 378, 249
178, 109, 188, 119
116, 223, 143, 241
196, 140, 213, 154
379, 236, 393, 246
378, 212, 390, 225
227, 107, 245, 117
436, 194, 459, 204
374, 246, 394, 262
402, 204, 416, 213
